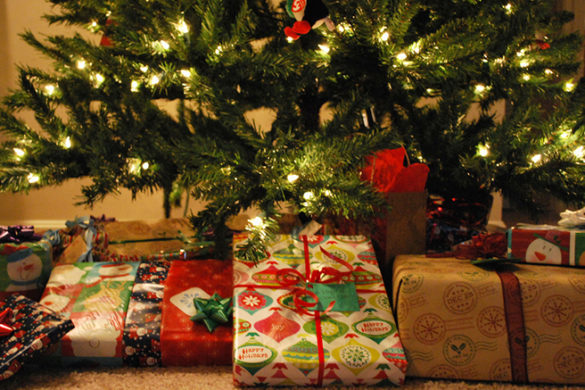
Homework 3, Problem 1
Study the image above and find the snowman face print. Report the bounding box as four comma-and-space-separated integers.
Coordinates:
525, 237, 562, 264
6, 250, 43, 283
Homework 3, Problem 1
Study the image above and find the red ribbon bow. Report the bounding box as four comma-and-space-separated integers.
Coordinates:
274, 242, 355, 316
0, 307, 14, 337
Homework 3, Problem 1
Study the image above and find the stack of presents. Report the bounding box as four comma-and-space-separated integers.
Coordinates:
1, 207, 585, 386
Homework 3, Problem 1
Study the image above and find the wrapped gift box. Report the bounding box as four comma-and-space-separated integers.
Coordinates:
392, 254, 585, 384
233, 234, 407, 387
39, 261, 138, 366
123, 260, 170, 367
57, 218, 210, 263
508, 225, 585, 267
160, 259, 233, 366
0, 239, 53, 301
0, 294, 74, 380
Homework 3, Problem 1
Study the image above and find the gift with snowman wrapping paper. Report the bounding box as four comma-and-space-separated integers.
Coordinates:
508, 225, 585, 267
0, 238, 53, 301
38, 261, 138, 366
232, 234, 407, 387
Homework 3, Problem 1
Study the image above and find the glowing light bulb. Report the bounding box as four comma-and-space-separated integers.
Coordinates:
92, 73, 105, 87
545, 69, 554, 76
516, 49, 526, 57
519, 59, 530, 68
27, 173, 40, 184
318, 44, 330, 54
44, 84, 56, 95
131, 80, 139, 92
323, 189, 332, 197
303, 191, 314, 200
63, 136, 72, 149
13, 148, 25, 157
574, 146, 584, 159
76, 60, 87, 70
560, 130, 571, 139
149, 75, 160, 85
180, 69, 191, 78
140, 65, 149, 73
478, 144, 489, 157
337, 23, 352, 34
380, 31, 389, 42
396, 52, 407, 61
531, 154, 542, 163
176, 19, 189, 34
286, 36, 294, 43
141, 162, 150, 170
504, 3, 513, 14
563, 81, 575, 92
215, 45, 223, 55
474, 84, 486, 94
159, 40, 170, 50
287, 174, 299, 183
522, 74, 531, 81
249, 216, 263, 227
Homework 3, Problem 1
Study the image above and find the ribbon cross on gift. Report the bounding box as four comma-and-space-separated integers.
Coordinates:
190, 293, 233, 333
0, 308, 14, 337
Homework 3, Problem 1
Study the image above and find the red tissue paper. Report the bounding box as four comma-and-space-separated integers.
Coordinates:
361, 147, 429, 193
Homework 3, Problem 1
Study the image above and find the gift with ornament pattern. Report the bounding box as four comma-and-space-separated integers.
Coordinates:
160, 259, 233, 366
39, 261, 138, 366
232, 234, 407, 387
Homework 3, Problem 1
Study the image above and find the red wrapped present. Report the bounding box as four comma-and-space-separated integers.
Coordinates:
160, 260, 233, 366
508, 225, 585, 267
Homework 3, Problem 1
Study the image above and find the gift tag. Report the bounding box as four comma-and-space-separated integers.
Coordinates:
309, 282, 360, 312
170, 287, 210, 316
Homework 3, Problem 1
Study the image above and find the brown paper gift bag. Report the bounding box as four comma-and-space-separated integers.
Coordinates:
376, 191, 427, 275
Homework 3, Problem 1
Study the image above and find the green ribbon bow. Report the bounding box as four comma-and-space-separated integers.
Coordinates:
190, 293, 233, 333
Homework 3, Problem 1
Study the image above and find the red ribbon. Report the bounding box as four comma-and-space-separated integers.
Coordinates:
0, 308, 13, 337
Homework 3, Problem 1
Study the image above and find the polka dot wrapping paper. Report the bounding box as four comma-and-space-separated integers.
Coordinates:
160, 259, 233, 366
392, 254, 585, 384
0, 294, 74, 380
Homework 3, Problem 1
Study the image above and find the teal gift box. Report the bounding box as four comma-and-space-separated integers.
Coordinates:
0, 240, 53, 301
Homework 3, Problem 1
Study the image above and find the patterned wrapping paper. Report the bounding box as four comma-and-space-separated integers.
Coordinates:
0, 294, 74, 380
392, 254, 585, 384
160, 259, 233, 366
123, 260, 170, 367
508, 226, 585, 267
0, 239, 53, 301
39, 261, 138, 366
233, 234, 407, 387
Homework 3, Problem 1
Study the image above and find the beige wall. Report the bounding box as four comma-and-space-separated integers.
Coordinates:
0, 0, 198, 226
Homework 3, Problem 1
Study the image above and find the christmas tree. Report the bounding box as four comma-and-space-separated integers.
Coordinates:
1, 0, 584, 259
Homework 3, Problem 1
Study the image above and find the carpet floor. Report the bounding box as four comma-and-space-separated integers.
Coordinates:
1, 365, 584, 390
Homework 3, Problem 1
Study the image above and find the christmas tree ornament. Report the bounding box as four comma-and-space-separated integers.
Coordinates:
284, 0, 335, 40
